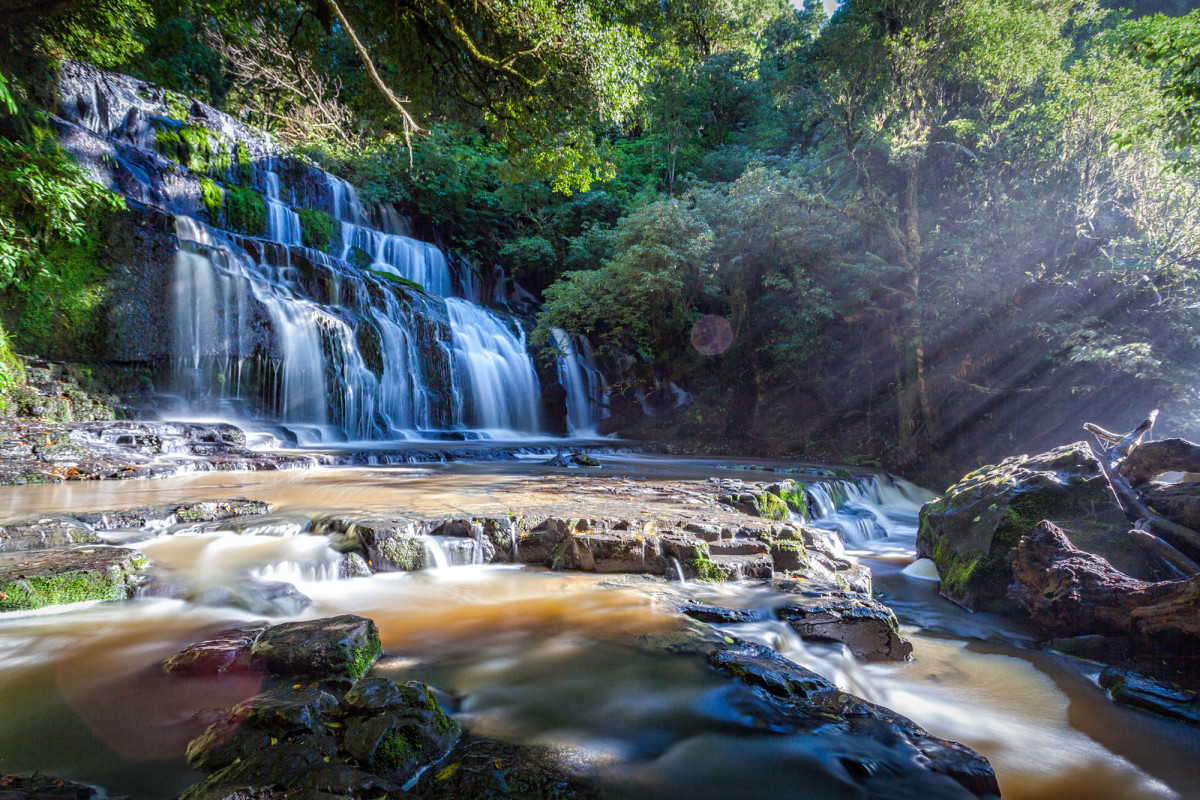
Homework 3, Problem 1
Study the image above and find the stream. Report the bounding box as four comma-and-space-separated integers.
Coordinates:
1, 454, 1197, 800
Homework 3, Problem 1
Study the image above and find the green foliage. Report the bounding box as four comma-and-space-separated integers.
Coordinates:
153, 120, 220, 174
222, 185, 266, 236
298, 207, 336, 252
0, 132, 124, 290
0, 324, 23, 390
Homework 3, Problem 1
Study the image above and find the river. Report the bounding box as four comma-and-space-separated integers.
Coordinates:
0, 454, 1196, 799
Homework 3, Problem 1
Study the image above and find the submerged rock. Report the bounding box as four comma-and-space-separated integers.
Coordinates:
409, 736, 602, 800
188, 579, 312, 617
250, 614, 382, 684
916, 442, 1128, 611
0, 546, 146, 612
0, 517, 98, 552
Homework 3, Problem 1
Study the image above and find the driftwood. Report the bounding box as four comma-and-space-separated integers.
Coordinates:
1009, 521, 1200, 640
1120, 438, 1200, 488
1085, 410, 1200, 570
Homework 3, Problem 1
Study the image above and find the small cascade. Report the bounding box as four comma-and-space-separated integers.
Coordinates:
446, 298, 542, 434
805, 474, 936, 546
670, 557, 688, 584
422, 536, 450, 570
263, 172, 302, 246
471, 521, 485, 566
551, 327, 607, 437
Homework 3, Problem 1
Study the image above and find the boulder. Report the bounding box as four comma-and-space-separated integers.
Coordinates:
250, 614, 382, 683
0, 518, 98, 552
0, 546, 146, 612
408, 736, 603, 800
769, 577, 913, 661
917, 442, 1128, 611
188, 579, 312, 617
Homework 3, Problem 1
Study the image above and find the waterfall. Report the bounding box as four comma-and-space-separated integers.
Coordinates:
445, 298, 542, 434
551, 327, 607, 437
263, 172, 302, 247
805, 475, 937, 546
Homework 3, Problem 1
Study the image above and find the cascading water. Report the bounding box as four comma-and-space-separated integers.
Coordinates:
551, 327, 608, 437
805, 474, 937, 546
445, 297, 542, 434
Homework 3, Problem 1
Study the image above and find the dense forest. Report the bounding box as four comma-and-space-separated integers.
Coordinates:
3, 0, 1200, 482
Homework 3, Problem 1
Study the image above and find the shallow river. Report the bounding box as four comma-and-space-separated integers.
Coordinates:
0, 454, 1196, 799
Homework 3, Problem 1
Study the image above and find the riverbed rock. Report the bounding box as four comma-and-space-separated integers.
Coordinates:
0, 773, 131, 800
250, 614, 382, 683
917, 441, 1129, 612
769, 577, 913, 661
710, 639, 1000, 798
189, 579, 312, 617
1099, 667, 1200, 726
174, 499, 274, 523
182, 675, 458, 800
409, 736, 603, 800
0, 518, 98, 552
0, 545, 146, 612
162, 624, 269, 676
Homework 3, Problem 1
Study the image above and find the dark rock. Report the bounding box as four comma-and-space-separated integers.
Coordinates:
1099, 667, 1200, 726
250, 615, 382, 683
553, 531, 668, 574
710, 640, 1000, 798
708, 553, 774, 581
71, 507, 158, 530
1044, 634, 1126, 663
162, 624, 269, 676
409, 736, 603, 800
769, 578, 912, 661
186, 687, 340, 769
679, 602, 759, 625
0, 546, 146, 612
175, 499, 273, 523
917, 442, 1128, 611
0, 518, 98, 552
1141, 481, 1200, 532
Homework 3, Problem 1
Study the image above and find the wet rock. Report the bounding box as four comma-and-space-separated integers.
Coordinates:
916, 442, 1128, 612
710, 639, 1000, 798
553, 531, 669, 575
0, 773, 131, 799
162, 624, 269, 676
250, 614, 382, 683
339, 553, 372, 578
769, 577, 913, 661
678, 602, 760, 625
175, 499, 273, 523
71, 507, 158, 530
181, 673, 456, 800
0, 518, 98, 552
317, 517, 427, 572
189, 579, 311, 617
1044, 634, 1126, 663
1099, 667, 1200, 726
409, 736, 603, 800
0, 546, 146, 612
717, 490, 790, 521
707, 553, 774, 581
543, 451, 601, 468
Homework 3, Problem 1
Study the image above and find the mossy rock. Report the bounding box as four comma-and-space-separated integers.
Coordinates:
250, 614, 382, 683
223, 185, 267, 236
754, 491, 789, 521
916, 442, 1126, 612
298, 208, 337, 252
0, 545, 146, 611
773, 480, 808, 519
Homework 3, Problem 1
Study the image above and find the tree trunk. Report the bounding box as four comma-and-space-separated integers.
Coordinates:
1119, 438, 1200, 488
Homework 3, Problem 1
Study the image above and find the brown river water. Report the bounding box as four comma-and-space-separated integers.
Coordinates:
0, 454, 1197, 799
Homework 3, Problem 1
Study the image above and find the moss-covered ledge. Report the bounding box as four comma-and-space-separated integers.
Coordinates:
0, 545, 147, 612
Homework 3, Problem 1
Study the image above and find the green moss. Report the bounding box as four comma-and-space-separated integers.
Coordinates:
234, 143, 252, 185
347, 633, 383, 680
379, 536, 423, 570
298, 207, 336, 252
0, 559, 143, 612
223, 185, 267, 236
199, 177, 223, 225
373, 727, 418, 775
366, 268, 425, 293
349, 245, 374, 270
0, 325, 24, 390
754, 491, 789, 521
165, 92, 190, 122
153, 121, 218, 174
776, 480, 808, 519
688, 544, 723, 582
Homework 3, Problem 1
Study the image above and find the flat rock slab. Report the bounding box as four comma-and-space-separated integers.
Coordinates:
0, 518, 98, 552
250, 614, 382, 684
0, 546, 146, 612
174, 499, 273, 523
1100, 667, 1200, 726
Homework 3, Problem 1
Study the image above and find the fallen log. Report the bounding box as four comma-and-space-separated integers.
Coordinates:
1119, 438, 1200, 488
1008, 521, 1200, 641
